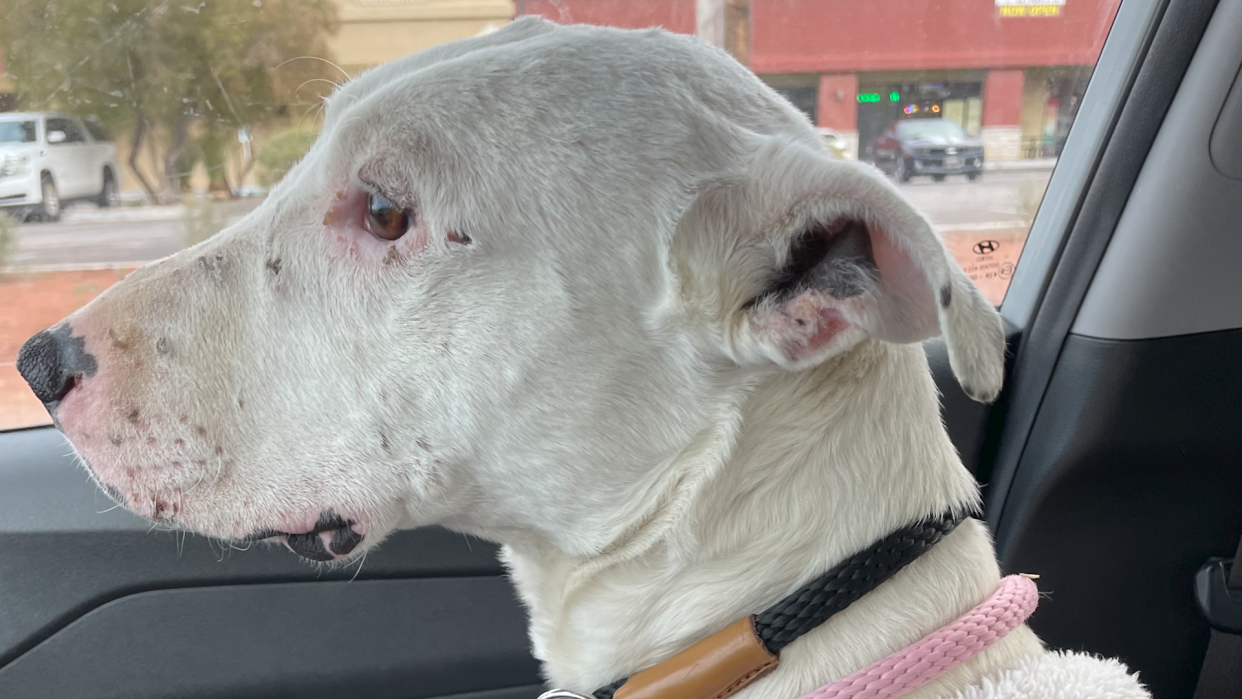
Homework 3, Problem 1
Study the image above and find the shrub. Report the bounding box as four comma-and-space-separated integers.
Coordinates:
0, 213, 19, 274
256, 129, 320, 187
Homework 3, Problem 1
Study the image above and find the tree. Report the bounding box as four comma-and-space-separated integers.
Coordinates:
0, 0, 340, 202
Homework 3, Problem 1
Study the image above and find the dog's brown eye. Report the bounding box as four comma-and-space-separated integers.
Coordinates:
366, 193, 414, 241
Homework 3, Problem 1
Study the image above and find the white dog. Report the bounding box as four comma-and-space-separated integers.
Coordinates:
18, 17, 1148, 699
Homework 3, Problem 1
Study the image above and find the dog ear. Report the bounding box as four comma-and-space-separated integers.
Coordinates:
716, 138, 1005, 403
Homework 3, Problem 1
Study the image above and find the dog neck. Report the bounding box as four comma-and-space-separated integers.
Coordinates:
500, 340, 1042, 699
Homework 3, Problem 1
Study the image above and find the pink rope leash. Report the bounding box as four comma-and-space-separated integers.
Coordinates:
797, 575, 1039, 699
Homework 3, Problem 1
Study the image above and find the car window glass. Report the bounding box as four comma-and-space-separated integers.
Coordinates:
896, 121, 969, 139
45, 117, 85, 143
0, 121, 37, 143
83, 119, 113, 143
0, 0, 1125, 430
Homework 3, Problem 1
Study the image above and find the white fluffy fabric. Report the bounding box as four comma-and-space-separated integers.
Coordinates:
952, 651, 1149, 699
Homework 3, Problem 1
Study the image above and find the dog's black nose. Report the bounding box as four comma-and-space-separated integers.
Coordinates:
16, 326, 96, 406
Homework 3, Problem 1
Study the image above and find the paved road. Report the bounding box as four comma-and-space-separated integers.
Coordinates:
900, 169, 1050, 229
5, 198, 263, 271
5, 169, 1052, 270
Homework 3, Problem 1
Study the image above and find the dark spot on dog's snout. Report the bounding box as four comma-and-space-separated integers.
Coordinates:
197, 254, 226, 279
127, 408, 140, 424
156, 337, 172, 355
152, 498, 177, 522
939, 284, 952, 308
110, 435, 124, 446
109, 329, 130, 351
266, 258, 282, 275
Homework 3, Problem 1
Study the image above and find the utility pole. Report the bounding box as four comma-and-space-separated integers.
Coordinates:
697, 0, 750, 66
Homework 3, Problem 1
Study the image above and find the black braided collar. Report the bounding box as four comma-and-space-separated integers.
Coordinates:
591, 509, 967, 699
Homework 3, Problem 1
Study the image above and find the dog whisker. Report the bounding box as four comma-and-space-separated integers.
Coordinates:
295, 97, 327, 132
275, 55, 350, 84
294, 78, 341, 100
186, 469, 208, 494
349, 550, 369, 582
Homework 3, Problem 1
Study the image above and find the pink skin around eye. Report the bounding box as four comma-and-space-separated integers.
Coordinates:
322, 188, 431, 266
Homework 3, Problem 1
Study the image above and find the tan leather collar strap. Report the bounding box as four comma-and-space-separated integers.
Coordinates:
614, 617, 778, 699
582, 510, 965, 699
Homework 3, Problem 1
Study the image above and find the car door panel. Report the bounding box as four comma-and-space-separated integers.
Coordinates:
41, 118, 77, 197
81, 117, 119, 190
0, 579, 541, 699
68, 120, 95, 197
45, 117, 94, 197
0, 427, 541, 698
66, 119, 92, 196
991, 330, 1242, 699
71, 118, 104, 196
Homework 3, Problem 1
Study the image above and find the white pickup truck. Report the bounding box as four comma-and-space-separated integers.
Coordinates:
0, 111, 122, 222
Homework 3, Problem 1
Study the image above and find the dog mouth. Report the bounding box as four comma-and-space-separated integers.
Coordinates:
240, 512, 365, 562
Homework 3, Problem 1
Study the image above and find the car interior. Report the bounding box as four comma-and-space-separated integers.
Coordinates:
1, 0, 1240, 697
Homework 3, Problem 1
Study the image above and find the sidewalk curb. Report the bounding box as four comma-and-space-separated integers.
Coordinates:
59, 205, 188, 224
983, 159, 1057, 172
3, 261, 147, 274
934, 220, 1029, 232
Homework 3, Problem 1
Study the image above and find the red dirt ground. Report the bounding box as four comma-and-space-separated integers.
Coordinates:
0, 228, 1025, 431
0, 268, 136, 430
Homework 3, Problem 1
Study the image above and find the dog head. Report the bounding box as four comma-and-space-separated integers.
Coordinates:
16, 18, 1003, 562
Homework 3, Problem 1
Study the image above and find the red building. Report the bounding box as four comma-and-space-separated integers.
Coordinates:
517, 0, 1122, 161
